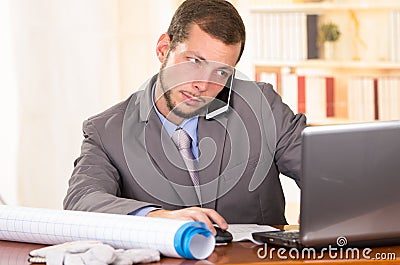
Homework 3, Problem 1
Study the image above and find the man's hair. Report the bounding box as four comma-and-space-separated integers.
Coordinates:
167, 0, 246, 63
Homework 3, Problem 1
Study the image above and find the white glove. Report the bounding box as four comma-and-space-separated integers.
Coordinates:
29, 241, 160, 265
113, 249, 160, 265
29, 240, 115, 265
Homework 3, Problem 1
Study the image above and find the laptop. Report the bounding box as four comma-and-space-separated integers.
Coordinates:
253, 121, 400, 249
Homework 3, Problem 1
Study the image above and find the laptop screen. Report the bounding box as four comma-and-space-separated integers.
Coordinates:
300, 121, 400, 247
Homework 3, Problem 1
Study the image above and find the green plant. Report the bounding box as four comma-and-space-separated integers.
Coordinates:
318, 22, 341, 44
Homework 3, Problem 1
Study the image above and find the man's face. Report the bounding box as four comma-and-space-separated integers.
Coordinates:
157, 24, 241, 119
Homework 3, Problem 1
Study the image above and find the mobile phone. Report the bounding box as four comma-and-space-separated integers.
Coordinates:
205, 69, 235, 120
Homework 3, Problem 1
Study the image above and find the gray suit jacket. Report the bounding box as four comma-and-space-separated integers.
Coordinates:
64, 74, 306, 225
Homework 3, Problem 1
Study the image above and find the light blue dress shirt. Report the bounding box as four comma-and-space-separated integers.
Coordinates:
153, 104, 199, 159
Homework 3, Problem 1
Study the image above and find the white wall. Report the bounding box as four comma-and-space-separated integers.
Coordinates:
119, 0, 176, 97
280, 175, 300, 224
3, 0, 176, 209
0, 0, 18, 205
11, 0, 123, 209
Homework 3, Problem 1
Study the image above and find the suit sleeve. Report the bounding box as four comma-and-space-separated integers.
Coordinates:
63, 119, 158, 214
261, 83, 307, 187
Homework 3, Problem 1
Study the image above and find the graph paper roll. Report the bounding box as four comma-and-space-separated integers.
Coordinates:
0, 205, 215, 259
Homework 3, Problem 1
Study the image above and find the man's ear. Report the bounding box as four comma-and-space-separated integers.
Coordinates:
156, 33, 171, 63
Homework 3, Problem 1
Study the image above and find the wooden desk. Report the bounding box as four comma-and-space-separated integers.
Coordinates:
1, 240, 400, 265
0, 241, 47, 265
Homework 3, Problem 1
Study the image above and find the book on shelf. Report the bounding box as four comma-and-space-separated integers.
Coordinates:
257, 71, 334, 120
281, 13, 291, 61
271, 13, 282, 60
254, 13, 264, 60
297, 75, 306, 114
280, 72, 298, 112
378, 77, 400, 120
305, 76, 327, 121
389, 11, 400, 62
389, 78, 400, 120
257, 71, 278, 91
306, 14, 319, 59
347, 77, 376, 122
256, 71, 302, 114
252, 12, 317, 61
297, 75, 333, 119
326, 77, 335, 117
256, 68, 400, 124
378, 77, 390, 120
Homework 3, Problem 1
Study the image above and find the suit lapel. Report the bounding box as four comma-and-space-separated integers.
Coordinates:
198, 115, 228, 209
145, 110, 200, 206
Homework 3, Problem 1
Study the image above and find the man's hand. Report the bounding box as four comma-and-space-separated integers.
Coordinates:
146, 207, 228, 235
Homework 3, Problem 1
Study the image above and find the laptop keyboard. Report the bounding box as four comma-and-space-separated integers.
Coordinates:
269, 230, 300, 240
252, 230, 301, 248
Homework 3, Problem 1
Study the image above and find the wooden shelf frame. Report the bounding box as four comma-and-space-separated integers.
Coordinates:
250, 2, 400, 13
254, 60, 400, 77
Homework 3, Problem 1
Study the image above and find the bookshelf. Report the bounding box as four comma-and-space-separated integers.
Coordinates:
251, 0, 400, 125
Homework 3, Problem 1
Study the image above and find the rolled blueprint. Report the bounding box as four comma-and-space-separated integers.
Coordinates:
0, 205, 215, 259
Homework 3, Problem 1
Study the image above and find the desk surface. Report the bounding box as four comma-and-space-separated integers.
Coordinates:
2, 240, 400, 265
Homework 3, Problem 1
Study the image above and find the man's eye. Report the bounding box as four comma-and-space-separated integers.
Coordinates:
216, 69, 229, 77
188, 58, 201, 64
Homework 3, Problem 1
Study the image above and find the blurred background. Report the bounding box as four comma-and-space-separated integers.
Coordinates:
0, 0, 179, 208
0, 0, 255, 210
2, 0, 398, 224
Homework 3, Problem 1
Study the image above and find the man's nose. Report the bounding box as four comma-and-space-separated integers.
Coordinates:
192, 80, 209, 93
191, 69, 214, 93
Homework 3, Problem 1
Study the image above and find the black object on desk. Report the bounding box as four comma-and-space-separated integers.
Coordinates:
215, 226, 233, 244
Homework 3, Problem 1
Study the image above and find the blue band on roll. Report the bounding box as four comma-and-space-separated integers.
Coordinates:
174, 222, 212, 259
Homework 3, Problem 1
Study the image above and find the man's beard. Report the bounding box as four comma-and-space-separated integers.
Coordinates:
159, 59, 209, 119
